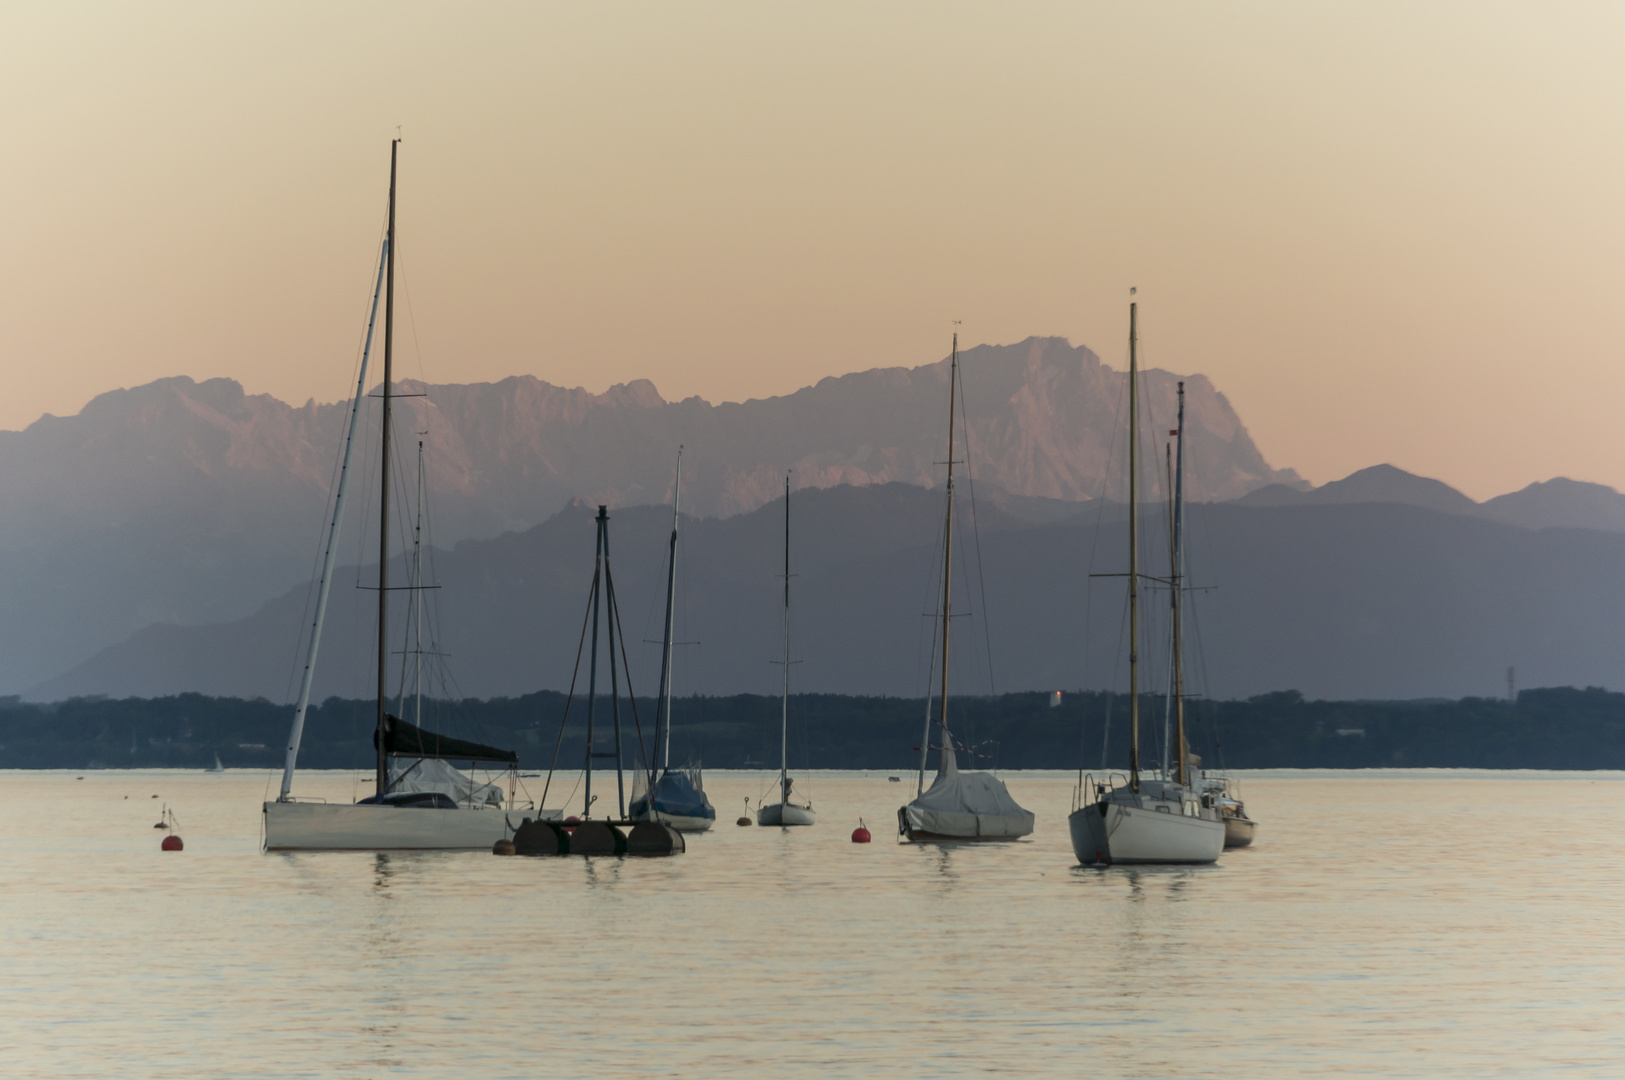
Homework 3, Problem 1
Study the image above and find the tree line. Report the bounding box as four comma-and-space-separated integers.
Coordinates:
3, 685, 1622, 772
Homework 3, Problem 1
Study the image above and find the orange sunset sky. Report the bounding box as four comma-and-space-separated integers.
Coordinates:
2, 2, 1621, 499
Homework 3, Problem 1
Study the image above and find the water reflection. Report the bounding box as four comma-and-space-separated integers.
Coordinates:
582, 855, 627, 890
8, 770, 1624, 1078
364, 853, 406, 1072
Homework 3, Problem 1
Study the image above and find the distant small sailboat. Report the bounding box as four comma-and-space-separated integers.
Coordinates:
898, 334, 1034, 843
629, 451, 717, 832
759, 474, 815, 828
206, 753, 225, 773
1204, 772, 1258, 848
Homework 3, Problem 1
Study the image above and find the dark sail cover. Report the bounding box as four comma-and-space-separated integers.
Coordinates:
375, 714, 518, 764
629, 769, 716, 821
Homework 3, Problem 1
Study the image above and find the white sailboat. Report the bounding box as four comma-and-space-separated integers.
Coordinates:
898, 334, 1034, 843
628, 451, 717, 832
1068, 296, 1225, 866
264, 142, 536, 851
758, 474, 815, 827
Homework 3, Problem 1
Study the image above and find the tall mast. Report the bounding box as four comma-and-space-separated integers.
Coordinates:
1160, 443, 1174, 780
1172, 380, 1188, 787
937, 334, 959, 778
780, 472, 791, 805
655, 450, 682, 773
1127, 299, 1140, 793
584, 507, 605, 816
375, 138, 398, 799
277, 234, 386, 801
412, 439, 425, 728
605, 517, 626, 819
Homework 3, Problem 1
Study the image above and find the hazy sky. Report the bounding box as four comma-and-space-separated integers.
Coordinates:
2, 2, 1621, 499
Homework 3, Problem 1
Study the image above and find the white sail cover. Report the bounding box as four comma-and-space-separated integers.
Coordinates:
903, 765, 1034, 839
388, 757, 504, 807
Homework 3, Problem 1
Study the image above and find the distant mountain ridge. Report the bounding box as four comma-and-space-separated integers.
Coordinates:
0, 336, 1295, 693
7, 339, 1623, 700
1230, 464, 1625, 531
32, 481, 1625, 704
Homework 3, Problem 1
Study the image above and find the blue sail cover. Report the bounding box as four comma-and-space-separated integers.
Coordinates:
629, 769, 716, 822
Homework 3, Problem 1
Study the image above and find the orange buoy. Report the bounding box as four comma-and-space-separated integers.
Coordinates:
851, 818, 871, 844
161, 835, 183, 851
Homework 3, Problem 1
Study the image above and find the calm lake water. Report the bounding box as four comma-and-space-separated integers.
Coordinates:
1, 769, 1622, 1078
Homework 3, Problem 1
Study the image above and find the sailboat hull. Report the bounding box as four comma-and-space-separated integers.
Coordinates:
1068, 802, 1224, 865
897, 805, 1034, 842
1223, 815, 1257, 848
263, 800, 556, 852
630, 811, 715, 833
757, 802, 816, 827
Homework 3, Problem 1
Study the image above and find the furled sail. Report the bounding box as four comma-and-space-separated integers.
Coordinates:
374, 714, 518, 764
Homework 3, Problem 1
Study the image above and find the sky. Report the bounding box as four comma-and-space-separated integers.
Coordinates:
2, 2, 1622, 500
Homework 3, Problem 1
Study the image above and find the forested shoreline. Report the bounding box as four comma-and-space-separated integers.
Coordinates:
2, 686, 1622, 771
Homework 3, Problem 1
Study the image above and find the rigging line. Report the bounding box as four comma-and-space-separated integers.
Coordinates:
280, 235, 381, 707
1077, 349, 1131, 780
1102, 570, 1133, 770
1184, 431, 1221, 706
539, 565, 599, 810
295, 190, 393, 693
604, 558, 657, 796
916, 506, 945, 780
954, 358, 999, 696
395, 247, 432, 388
1186, 564, 1222, 766
351, 398, 380, 587
911, 498, 949, 712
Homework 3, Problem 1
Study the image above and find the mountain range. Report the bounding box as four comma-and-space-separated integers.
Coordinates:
9, 335, 1625, 701
0, 337, 1295, 693
1238, 465, 1625, 532
30, 480, 1625, 703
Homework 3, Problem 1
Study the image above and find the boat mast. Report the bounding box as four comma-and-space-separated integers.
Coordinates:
412, 439, 425, 728
1127, 299, 1140, 794
937, 334, 959, 778
375, 138, 398, 799
276, 234, 386, 801
605, 514, 627, 819
915, 334, 960, 796
655, 450, 682, 773
780, 471, 791, 806
584, 507, 605, 816
1172, 380, 1188, 787
1160, 443, 1174, 780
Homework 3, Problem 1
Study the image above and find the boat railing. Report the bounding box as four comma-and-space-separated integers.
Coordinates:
1073, 771, 1130, 812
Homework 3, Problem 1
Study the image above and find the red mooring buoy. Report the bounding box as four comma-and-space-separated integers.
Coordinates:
161, 835, 183, 851
851, 818, 872, 844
